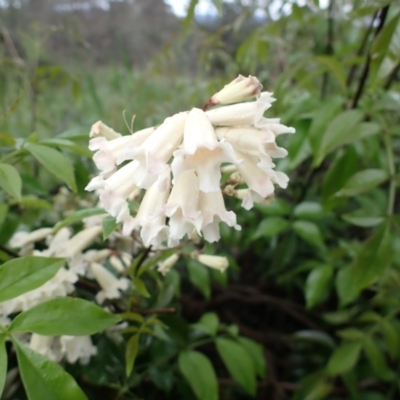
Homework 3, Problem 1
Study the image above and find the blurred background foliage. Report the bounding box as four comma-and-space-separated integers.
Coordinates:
0, 0, 400, 399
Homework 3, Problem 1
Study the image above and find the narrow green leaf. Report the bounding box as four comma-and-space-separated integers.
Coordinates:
187, 261, 211, 299
0, 163, 22, 200
9, 297, 121, 335
193, 312, 219, 336
178, 350, 218, 400
336, 267, 360, 307
327, 342, 362, 375
237, 337, 267, 379
132, 277, 150, 298
0, 334, 7, 398
0, 203, 9, 228
336, 328, 365, 340
293, 220, 325, 249
39, 138, 92, 157
363, 337, 393, 380
335, 169, 389, 197
216, 337, 256, 395
182, 0, 198, 37
252, 217, 288, 239
25, 143, 77, 192
315, 110, 363, 165
351, 223, 392, 290
0, 257, 65, 302
381, 320, 399, 360
305, 265, 333, 309
293, 202, 324, 220
12, 337, 87, 400
102, 215, 118, 240
125, 334, 139, 377
54, 207, 106, 231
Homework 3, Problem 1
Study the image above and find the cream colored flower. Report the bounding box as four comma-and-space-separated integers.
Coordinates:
157, 254, 179, 275
90, 262, 130, 304
29, 334, 62, 362
193, 253, 229, 273
172, 108, 241, 192
59, 335, 97, 364
90, 120, 121, 140
208, 75, 263, 106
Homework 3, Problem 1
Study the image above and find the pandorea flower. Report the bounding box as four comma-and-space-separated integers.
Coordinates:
86, 75, 295, 247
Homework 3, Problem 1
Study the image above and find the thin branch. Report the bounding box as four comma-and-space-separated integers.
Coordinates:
384, 60, 400, 90
346, 11, 378, 87
321, 0, 335, 99
350, 6, 390, 109
0, 244, 19, 258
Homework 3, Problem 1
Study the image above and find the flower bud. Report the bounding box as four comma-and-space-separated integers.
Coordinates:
90, 121, 121, 140
207, 75, 263, 108
192, 253, 229, 273
157, 254, 179, 275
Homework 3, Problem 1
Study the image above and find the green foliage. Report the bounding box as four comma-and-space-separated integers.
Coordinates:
0, 1, 399, 399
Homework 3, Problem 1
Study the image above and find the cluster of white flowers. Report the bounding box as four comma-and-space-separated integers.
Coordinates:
86, 75, 294, 248
5, 215, 132, 364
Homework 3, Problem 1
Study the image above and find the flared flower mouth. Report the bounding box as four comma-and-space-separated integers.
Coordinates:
86, 75, 295, 248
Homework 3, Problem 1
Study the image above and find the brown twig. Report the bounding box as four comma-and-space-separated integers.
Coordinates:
0, 244, 19, 258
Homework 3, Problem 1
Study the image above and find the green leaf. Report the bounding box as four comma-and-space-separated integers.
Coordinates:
193, 312, 219, 336
305, 265, 333, 309
336, 328, 365, 340
9, 297, 121, 335
25, 143, 77, 192
0, 203, 8, 228
237, 337, 266, 379
0, 257, 65, 302
292, 220, 325, 249
342, 212, 384, 228
187, 261, 211, 299
54, 207, 106, 231
0, 163, 22, 200
215, 337, 256, 395
12, 337, 87, 400
125, 334, 139, 377
327, 342, 362, 375
252, 217, 288, 239
182, 0, 198, 37
351, 223, 392, 290
132, 277, 150, 298
102, 215, 118, 240
363, 337, 393, 380
293, 202, 324, 220
335, 169, 389, 197
381, 320, 399, 360
178, 351, 218, 400
315, 110, 363, 166
39, 138, 92, 157
335, 267, 360, 307
0, 334, 7, 398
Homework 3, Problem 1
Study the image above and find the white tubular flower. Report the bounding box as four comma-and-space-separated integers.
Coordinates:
208, 75, 263, 106
89, 127, 155, 177
164, 170, 202, 246
117, 112, 187, 188
55, 226, 102, 259
172, 108, 241, 192
29, 334, 62, 362
90, 262, 130, 304
88, 160, 140, 223
198, 190, 241, 242
59, 336, 97, 365
122, 175, 170, 246
206, 92, 275, 128
235, 150, 288, 199
9, 228, 53, 249
157, 254, 179, 275
90, 120, 121, 140
215, 127, 288, 159
194, 254, 229, 273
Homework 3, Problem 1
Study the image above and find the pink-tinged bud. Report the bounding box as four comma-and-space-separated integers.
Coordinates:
204, 75, 263, 109
90, 120, 121, 140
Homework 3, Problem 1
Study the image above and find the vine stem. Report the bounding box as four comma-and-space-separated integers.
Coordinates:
383, 131, 396, 216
